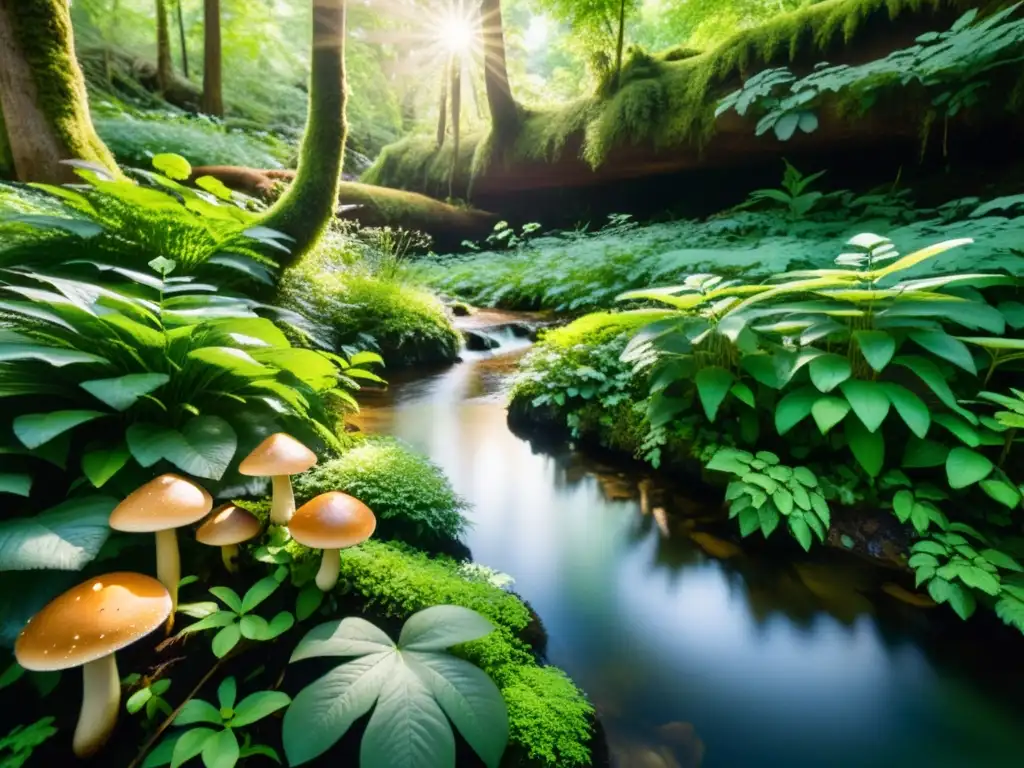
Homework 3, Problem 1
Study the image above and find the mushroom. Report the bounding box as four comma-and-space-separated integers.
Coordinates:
14, 572, 171, 757
238, 433, 317, 525
196, 503, 262, 573
109, 473, 213, 624
288, 492, 376, 591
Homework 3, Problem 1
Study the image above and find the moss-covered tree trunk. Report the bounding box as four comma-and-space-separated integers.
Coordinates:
612, 0, 626, 90
0, 0, 120, 183
156, 0, 174, 91
202, 0, 223, 116
259, 0, 347, 265
480, 0, 518, 137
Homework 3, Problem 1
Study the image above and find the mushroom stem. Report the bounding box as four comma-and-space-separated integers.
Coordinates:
221, 544, 240, 573
270, 474, 296, 525
315, 548, 341, 591
73, 653, 120, 757
155, 528, 180, 630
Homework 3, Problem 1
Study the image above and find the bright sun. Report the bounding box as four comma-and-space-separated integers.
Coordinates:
438, 14, 475, 54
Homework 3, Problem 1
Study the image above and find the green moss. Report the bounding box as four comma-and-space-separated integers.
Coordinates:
6, 0, 119, 178
538, 310, 670, 350
292, 435, 470, 546
362, 133, 483, 200
333, 540, 594, 767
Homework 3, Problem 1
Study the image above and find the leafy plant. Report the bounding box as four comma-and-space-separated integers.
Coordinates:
178, 568, 295, 657
143, 677, 289, 768
283, 605, 508, 768
124, 673, 173, 724
742, 161, 826, 218
0, 717, 58, 768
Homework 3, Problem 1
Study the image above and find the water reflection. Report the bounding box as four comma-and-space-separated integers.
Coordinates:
357, 347, 1024, 768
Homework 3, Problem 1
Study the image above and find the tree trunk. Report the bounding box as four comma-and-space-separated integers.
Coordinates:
612, 0, 626, 91
202, 0, 223, 116
479, 0, 517, 137
176, 0, 189, 78
156, 0, 174, 91
436, 57, 449, 149
448, 57, 461, 200
259, 0, 347, 265
0, 0, 120, 183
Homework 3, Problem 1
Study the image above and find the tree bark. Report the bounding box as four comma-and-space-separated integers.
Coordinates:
0, 0, 120, 183
202, 0, 223, 116
259, 0, 347, 265
436, 57, 449, 149
156, 0, 174, 91
176, 0, 189, 78
448, 57, 461, 200
479, 0, 518, 137
612, 0, 626, 91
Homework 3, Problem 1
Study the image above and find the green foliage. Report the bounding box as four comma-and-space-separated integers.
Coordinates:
142, 676, 289, 768
284, 606, 508, 768
123, 674, 173, 723
743, 160, 827, 218
293, 436, 470, 546
0, 717, 58, 768
332, 540, 594, 767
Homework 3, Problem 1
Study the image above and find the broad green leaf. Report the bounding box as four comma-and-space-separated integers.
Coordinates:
995, 594, 1024, 632
209, 587, 244, 613
845, 417, 884, 477
291, 617, 396, 662
864, 238, 973, 280
240, 614, 270, 640
909, 330, 976, 374
126, 687, 153, 714
174, 699, 222, 726
296, 583, 325, 621
0, 473, 32, 497
808, 354, 851, 392
406, 652, 508, 768
739, 506, 761, 537
912, 540, 949, 556
152, 153, 192, 181
0, 496, 115, 570
398, 606, 495, 651
957, 566, 1001, 596
126, 417, 238, 480
902, 437, 949, 468
793, 466, 817, 487
945, 447, 993, 489
811, 396, 849, 434
839, 380, 890, 432
772, 487, 793, 517
730, 382, 755, 408
201, 728, 239, 768
283, 651, 396, 766
171, 728, 216, 768
349, 351, 385, 367
881, 299, 1004, 334
893, 490, 914, 523
694, 367, 734, 421
759, 504, 781, 536
0, 344, 106, 368
217, 678, 236, 711
775, 387, 817, 435
930, 578, 976, 620
212, 623, 242, 658
251, 348, 339, 390
810, 493, 830, 528
177, 611, 236, 636
853, 330, 896, 371
189, 347, 272, 378
880, 383, 930, 439
81, 442, 131, 488
230, 691, 291, 727
980, 478, 1022, 509
980, 549, 1024, 572
893, 355, 974, 420
80, 373, 170, 411
241, 574, 282, 614
957, 336, 1024, 351
908, 553, 939, 569
195, 175, 234, 200
933, 413, 980, 447
788, 516, 813, 552
13, 410, 105, 449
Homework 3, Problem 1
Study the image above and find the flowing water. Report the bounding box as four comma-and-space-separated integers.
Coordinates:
354, 325, 1024, 768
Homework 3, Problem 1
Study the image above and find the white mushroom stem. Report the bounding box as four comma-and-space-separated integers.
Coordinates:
72, 653, 120, 758
221, 544, 240, 573
155, 528, 180, 630
270, 474, 297, 525
315, 548, 341, 591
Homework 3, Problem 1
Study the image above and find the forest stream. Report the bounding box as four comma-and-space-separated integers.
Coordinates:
353, 314, 1024, 768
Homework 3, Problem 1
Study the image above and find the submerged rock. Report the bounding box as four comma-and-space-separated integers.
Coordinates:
462, 329, 500, 351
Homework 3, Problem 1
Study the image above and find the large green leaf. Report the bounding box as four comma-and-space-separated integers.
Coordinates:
694, 366, 734, 421
152, 153, 192, 181
902, 437, 949, 468
13, 410, 105, 450
170, 727, 217, 768
892, 356, 972, 420
230, 691, 291, 727
908, 330, 977, 374
0, 496, 115, 570
845, 417, 884, 477
201, 729, 239, 768
251, 348, 340, 391
808, 354, 851, 393
946, 447, 993, 489
283, 652, 396, 766
788, 516, 813, 552
839, 380, 890, 432
406, 653, 508, 768
398, 605, 496, 652
189, 347, 272, 378
81, 441, 131, 488
126, 416, 237, 480
880, 383, 930, 439
811, 396, 849, 434
774, 387, 817, 435
0, 473, 32, 497
80, 373, 170, 411
291, 616, 396, 662
853, 330, 895, 372
879, 299, 1004, 334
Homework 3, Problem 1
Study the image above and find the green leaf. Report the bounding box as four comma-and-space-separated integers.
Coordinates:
811, 395, 849, 434
209, 587, 244, 613
126, 416, 238, 480
705, 448, 755, 475
892, 356, 972, 419
738, 506, 761, 537
0, 473, 32, 497
212, 624, 242, 658
995, 594, 1024, 632
853, 330, 896, 372
908, 553, 939, 569
694, 367, 734, 421
902, 437, 949, 468
263, 611, 295, 639
880, 383, 931, 439
195, 175, 234, 201
153, 153, 192, 181
143, 734, 180, 767
398, 606, 496, 651
980, 478, 1022, 509
788, 516, 813, 552
839, 380, 890, 432
406, 653, 508, 768
946, 447, 993, 489
793, 466, 817, 487
892, 490, 914, 523
80, 373, 170, 411
177, 611, 236, 636
845, 417, 884, 478
240, 614, 270, 640
13, 410, 105, 449
81, 442, 131, 488
759, 503, 781, 536
0, 344, 106, 367
730, 382, 755, 408
909, 330, 976, 374
230, 691, 291, 727
217, 677, 236, 711
175, 700, 223, 726
980, 549, 1023, 572
349, 351, 385, 367
296, 584, 325, 621
171, 728, 216, 768
291, 617, 396, 662
282, 651, 396, 766
189, 347, 272, 378
0, 496, 115, 570
775, 387, 817, 435
912, 540, 949, 556
772, 488, 793, 517
957, 566, 1001, 596
808, 354, 851, 393
201, 728, 239, 768
933, 414, 980, 447
127, 687, 153, 714
242, 574, 282, 614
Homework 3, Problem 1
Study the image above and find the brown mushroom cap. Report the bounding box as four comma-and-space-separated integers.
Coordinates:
238, 433, 317, 477
14, 573, 171, 672
288, 492, 376, 549
109, 474, 213, 533
196, 504, 262, 546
